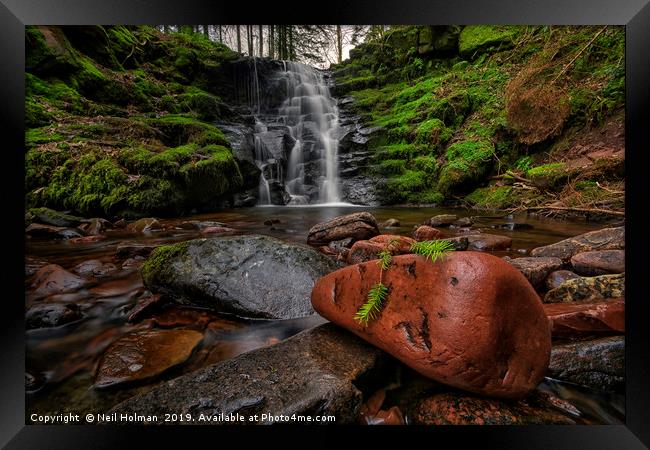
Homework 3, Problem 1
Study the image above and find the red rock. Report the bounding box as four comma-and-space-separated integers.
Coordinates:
530, 227, 624, 262
311, 252, 551, 398
127, 293, 164, 323
201, 226, 235, 234
127, 217, 162, 233
69, 235, 106, 244
413, 225, 442, 241
26, 223, 83, 239
364, 407, 405, 425
94, 329, 203, 388
307, 212, 379, 246
347, 235, 416, 265
368, 234, 416, 253
543, 299, 624, 337
151, 306, 213, 329
570, 250, 625, 276
410, 391, 575, 425
503, 256, 563, 287
466, 234, 512, 251
29, 264, 88, 300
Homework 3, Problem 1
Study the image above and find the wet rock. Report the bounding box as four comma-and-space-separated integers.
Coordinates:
383, 218, 400, 228
427, 214, 457, 227
530, 227, 624, 262
492, 222, 533, 231
466, 234, 512, 251
545, 270, 581, 290
179, 220, 229, 230
142, 235, 342, 319
571, 250, 625, 276
69, 235, 106, 244
263, 219, 281, 226
29, 264, 88, 300
328, 237, 354, 252
311, 252, 551, 399
25, 256, 49, 277
347, 235, 416, 265
26, 207, 84, 227
73, 259, 117, 278
113, 219, 127, 228
409, 391, 575, 425
121, 256, 146, 269
26, 371, 46, 392
109, 324, 385, 424
150, 306, 213, 329
307, 212, 380, 246
439, 236, 469, 251
25, 223, 84, 239
543, 299, 624, 337
544, 274, 624, 303
454, 227, 478, 235
451, 217, 473, 227
503, 256, 563, 287
549, 336, 624, 392
116, 243, 159, 259
201, 226, 235, 235
127, 293, 164, 323
26, 302, 80, 329
127, 218, 163, 233
78, 218, 111, 235
413, 225, 442, 241
95, 329, 203, 388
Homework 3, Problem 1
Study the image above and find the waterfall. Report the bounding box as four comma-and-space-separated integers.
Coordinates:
250, 60, 341, 205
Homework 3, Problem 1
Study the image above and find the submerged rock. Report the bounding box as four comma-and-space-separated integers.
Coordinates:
427, 214, 457, 227
127, 218, 162, 233
307, 212, 379, 246
503, 256, 563, 287
116, 243, 159, 259
410, 391, 575, 425
141, 235, 342, 319
72, 259, 117, 278
95, 329, 203, 388
413, 225, 442, 241
530, 227, 624, 262
201, 226, 235, 235
109, 324, 386, 424
26, 302, 81, 329
570, 250, 625, 276
549, 336, 624, 392
28, 264, 88, 300
544, 274, 625, 303
543, 299, 624, 337
78, 217, 112, 235
25, 223, 84, 239
466, 234, 512, 251
545, 270, 580, 290
383, 218, 400, 228
311, 252, 551, 399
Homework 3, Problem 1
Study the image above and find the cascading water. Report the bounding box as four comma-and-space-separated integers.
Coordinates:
248, 59, 342, 205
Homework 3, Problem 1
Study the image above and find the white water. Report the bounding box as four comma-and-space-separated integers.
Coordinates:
251, 60, 342, 205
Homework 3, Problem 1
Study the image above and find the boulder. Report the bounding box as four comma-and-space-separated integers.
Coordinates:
410, 391, 575, 425
25, 223, 84, 239
28, 264, 88, 300
69, 235, 106, 244
26, 207, 84, 227
413, 225, 442, 241
427, 214, 457, 227
368, 235, 416, 253
307, 212, 379, 246
311, 252, 551, 399
530, 227, 624, 262
127, 218, 163, 233
347, 235, 416, 265
78, 218, 112, 235
545, 270, 580, 290
141, 235, 343, 319
94, 329, 203, 388
439, 236, 469, 251
570, 250, 625, 276
328, 237, 354, 252
109, 324, 386, 424
466, 234, 512, 251
72, 259, 117, 278
26, 302, 81, 329
383, 218, 400, 228
544, 274, 624, 303
503, 256, 563, 287
549, 336, 624, 392
201, 226, 235, 235
451, 217, 473, 227
543, 300, 624, 337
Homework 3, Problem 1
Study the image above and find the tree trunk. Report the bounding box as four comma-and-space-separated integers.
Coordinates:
258, 25, 263, 57
288, 26, 294, 60
269, 25, 274, 58
336, 25, 343, 63
218, 25, 222, 43
203, 25, 209, 38
236, 25, 241, 53
247, 25, 253, 56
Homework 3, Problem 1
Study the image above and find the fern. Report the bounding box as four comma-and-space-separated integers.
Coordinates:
377, 249, 392, 270
410, 239, 455, 262
355, 282, 389, 326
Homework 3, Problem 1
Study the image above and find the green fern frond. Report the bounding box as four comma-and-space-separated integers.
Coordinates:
410, 239, 455, 262
355, 282, 389, 326
377, 249, 392, 270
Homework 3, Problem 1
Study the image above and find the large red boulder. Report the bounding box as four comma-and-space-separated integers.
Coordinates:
311, 252, 551, 398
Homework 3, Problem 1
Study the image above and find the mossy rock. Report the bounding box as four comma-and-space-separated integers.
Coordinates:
437, 140, 494, 194
526, 163, 569, 191
458, 26, 516, 59
26, 207, 85, 227
146, 114, 229, 147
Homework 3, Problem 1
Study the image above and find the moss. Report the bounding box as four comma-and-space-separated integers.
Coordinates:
375, 159, 406, 175
465, 186, 512, 209
409, 190, 444, 205
387, 170, 427, 194
526, 163, 569, 191
25, 128, 64, 147
25, 146, 71, 191
411, 155, 438, 174
526, 162, 566, 177
26, 98, 54, 127
141, 241, 190, 286
575, 180, 597, 190
437, 140, 494, 194
147, 114, 229, 147
458, 26, 516, 58
376, 143, 418, 159
177, 88, 223, 121
414, 118, 452, 147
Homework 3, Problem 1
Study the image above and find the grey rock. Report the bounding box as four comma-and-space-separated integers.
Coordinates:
466, 234, 512, 251
109, 324, 386, 424
571, 250, 625, 276
428, 214, 458, 227
503, 256, 563, 287
530, 227, 624, 262
142, 235, 343, 319
26, 303, 80, 329
548, 336, 624, 392
307, 212, 379, 246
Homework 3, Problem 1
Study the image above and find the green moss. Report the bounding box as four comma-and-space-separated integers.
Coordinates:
375, 159, 406, 175
465, 186, 512, 209
575, 180, 597, 190
526, 162, 569, 191
414, 118, 452, 147
147, 114, 229, 147
409, 189, 444, 205
437, 140, 494, 194
25, 128, 64, 147
387, 170, 428, 194
377, 143, 417, 159
177, 88, 223, 121
526, 162, 566, 177
458, 26, 516, 58
141, 241, 190, 286
411, 155, 438, 174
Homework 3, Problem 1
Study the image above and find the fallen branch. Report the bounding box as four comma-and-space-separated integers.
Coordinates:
525, 206, 624, 217
596, 182, 624, 195
552, 26, 608, 83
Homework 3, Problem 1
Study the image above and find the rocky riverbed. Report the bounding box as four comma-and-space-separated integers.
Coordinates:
25, 206, 625, 425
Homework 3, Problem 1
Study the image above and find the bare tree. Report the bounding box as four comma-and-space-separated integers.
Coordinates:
236, 25, 242, 53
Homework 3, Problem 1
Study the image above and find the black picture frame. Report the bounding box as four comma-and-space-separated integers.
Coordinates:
2, 0, 649, 448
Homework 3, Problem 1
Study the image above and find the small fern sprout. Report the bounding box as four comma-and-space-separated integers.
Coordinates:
355, 282, 389, 326
377, 249, 392, 270
410, 239, 455, 262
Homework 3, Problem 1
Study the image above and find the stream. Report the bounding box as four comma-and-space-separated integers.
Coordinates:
25, 206, 624, 424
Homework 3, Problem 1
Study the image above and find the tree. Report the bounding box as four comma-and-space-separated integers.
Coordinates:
269, 25, 274, 58
236, 25, 242, 53
203, 25, 209, 38
259, 25, 263, 57
336, 25, 343, 63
